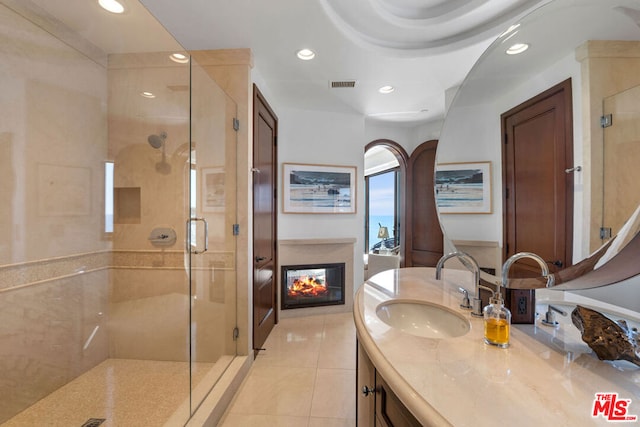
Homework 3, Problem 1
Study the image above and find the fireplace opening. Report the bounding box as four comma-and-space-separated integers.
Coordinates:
281, 263, 345, 309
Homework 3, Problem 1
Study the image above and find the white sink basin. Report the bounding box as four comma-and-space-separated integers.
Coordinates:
376, 300, 471, 339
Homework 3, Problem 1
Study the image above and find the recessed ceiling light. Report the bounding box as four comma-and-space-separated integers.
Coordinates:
506, 43, 529, 55
170, 53, 189, 64
378, 85, 395, 94
140, 91, 155, 99
296, 49, 315, 60
98, 0, 125, 14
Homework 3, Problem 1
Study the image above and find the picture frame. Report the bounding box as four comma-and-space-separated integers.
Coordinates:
201, 167, 225, 212
283, 163, 357, 214
435, 161, 492, 214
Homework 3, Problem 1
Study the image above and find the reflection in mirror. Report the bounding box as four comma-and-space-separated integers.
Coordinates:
603, 83, 640, 236
436, 0, 640, 308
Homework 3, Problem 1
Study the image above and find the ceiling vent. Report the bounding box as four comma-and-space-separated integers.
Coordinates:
330, 80, 357, 88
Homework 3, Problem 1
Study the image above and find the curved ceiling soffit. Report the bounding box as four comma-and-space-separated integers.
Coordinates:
318, 0, 547, 56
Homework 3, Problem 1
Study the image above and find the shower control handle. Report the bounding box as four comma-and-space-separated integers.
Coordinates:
187, 217, 209, 254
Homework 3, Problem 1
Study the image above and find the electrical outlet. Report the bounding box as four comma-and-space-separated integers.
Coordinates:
518, 296, 528, 315
506, 289, 535, 324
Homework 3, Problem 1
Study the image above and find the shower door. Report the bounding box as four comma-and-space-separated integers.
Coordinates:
107, 52, 239, 424
602, 84, 640, 237
187, 58, 239, 416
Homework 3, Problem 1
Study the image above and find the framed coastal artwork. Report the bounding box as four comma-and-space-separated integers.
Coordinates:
283, 163, 356, 214
435, 161, 492, 214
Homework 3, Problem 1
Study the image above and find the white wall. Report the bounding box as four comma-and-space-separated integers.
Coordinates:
364, 120, 414, 147
364, 119, 444, 156
277, 107, 367, 289
272, 110, 444, 294
572, 275, 640, 313
252, 67, 278, 112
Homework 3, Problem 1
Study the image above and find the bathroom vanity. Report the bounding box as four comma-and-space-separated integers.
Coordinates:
354, 267, 640, 426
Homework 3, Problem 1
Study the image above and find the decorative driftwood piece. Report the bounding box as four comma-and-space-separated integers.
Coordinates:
571, 305, 640, 367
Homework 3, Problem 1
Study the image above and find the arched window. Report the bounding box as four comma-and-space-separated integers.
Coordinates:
364, 140, 408, 259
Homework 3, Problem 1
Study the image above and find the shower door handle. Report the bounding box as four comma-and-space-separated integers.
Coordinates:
187, 217, 209, 254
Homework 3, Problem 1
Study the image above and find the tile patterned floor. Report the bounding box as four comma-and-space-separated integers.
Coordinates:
2, 359, 216, 427
220, 312, 356, 427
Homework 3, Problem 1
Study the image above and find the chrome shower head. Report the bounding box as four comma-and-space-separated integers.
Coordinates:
147, 131, 167, 149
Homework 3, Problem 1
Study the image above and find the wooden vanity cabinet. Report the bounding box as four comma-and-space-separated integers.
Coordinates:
374, 372, 422, 427
357, 340, 376, 426
357, 341, 421, 427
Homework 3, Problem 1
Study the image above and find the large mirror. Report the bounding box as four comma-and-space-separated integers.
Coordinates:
437, 0, 640, 299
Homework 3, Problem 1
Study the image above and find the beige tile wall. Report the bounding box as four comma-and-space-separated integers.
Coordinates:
0, 6, 113, 421
0, 269, 110, 424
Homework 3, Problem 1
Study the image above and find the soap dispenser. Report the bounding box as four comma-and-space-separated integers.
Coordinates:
483, 292, 511, 348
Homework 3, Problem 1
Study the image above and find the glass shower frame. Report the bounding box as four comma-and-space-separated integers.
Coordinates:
602, 84, 640, 239
0, 0, 238, 425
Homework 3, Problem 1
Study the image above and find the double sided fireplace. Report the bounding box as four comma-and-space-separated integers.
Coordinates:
281, 263, 345, 310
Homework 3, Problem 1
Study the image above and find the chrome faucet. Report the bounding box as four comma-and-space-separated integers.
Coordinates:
541, 304, 568, 327
436, 251, 490, 317
501, 252, 555, 289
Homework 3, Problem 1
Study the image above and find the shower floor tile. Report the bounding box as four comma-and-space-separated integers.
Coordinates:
3, 359, 214, 427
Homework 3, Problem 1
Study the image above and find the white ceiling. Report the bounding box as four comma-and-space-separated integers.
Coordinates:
138, 0, 546, 125
23, 0, 640, 127
26, 0, 182, 55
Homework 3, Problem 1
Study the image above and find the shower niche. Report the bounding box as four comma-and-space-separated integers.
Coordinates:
114, 187, 141, 224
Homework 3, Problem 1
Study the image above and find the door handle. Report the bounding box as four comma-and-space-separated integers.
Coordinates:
187, 217, 208, 254
255, 256, 267, 263
564, 166, 582, 174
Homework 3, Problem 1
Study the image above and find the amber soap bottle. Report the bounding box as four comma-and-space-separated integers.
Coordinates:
483, 294, 511, 348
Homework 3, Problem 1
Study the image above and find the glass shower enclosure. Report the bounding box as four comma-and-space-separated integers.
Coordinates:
0, 0, 237, 425
602, 84, 640, 237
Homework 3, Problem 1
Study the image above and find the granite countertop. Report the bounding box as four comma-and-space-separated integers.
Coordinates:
354, 267, 640, 427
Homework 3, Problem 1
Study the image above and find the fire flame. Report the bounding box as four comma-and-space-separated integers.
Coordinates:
288, 275, 328, 297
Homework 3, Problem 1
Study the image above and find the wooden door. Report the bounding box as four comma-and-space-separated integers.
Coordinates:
405, 140, 443, 267
502, 79, 573, 276
252, 85, 278, 352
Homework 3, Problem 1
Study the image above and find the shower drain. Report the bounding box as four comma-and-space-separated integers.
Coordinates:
81, 418, 106, 427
